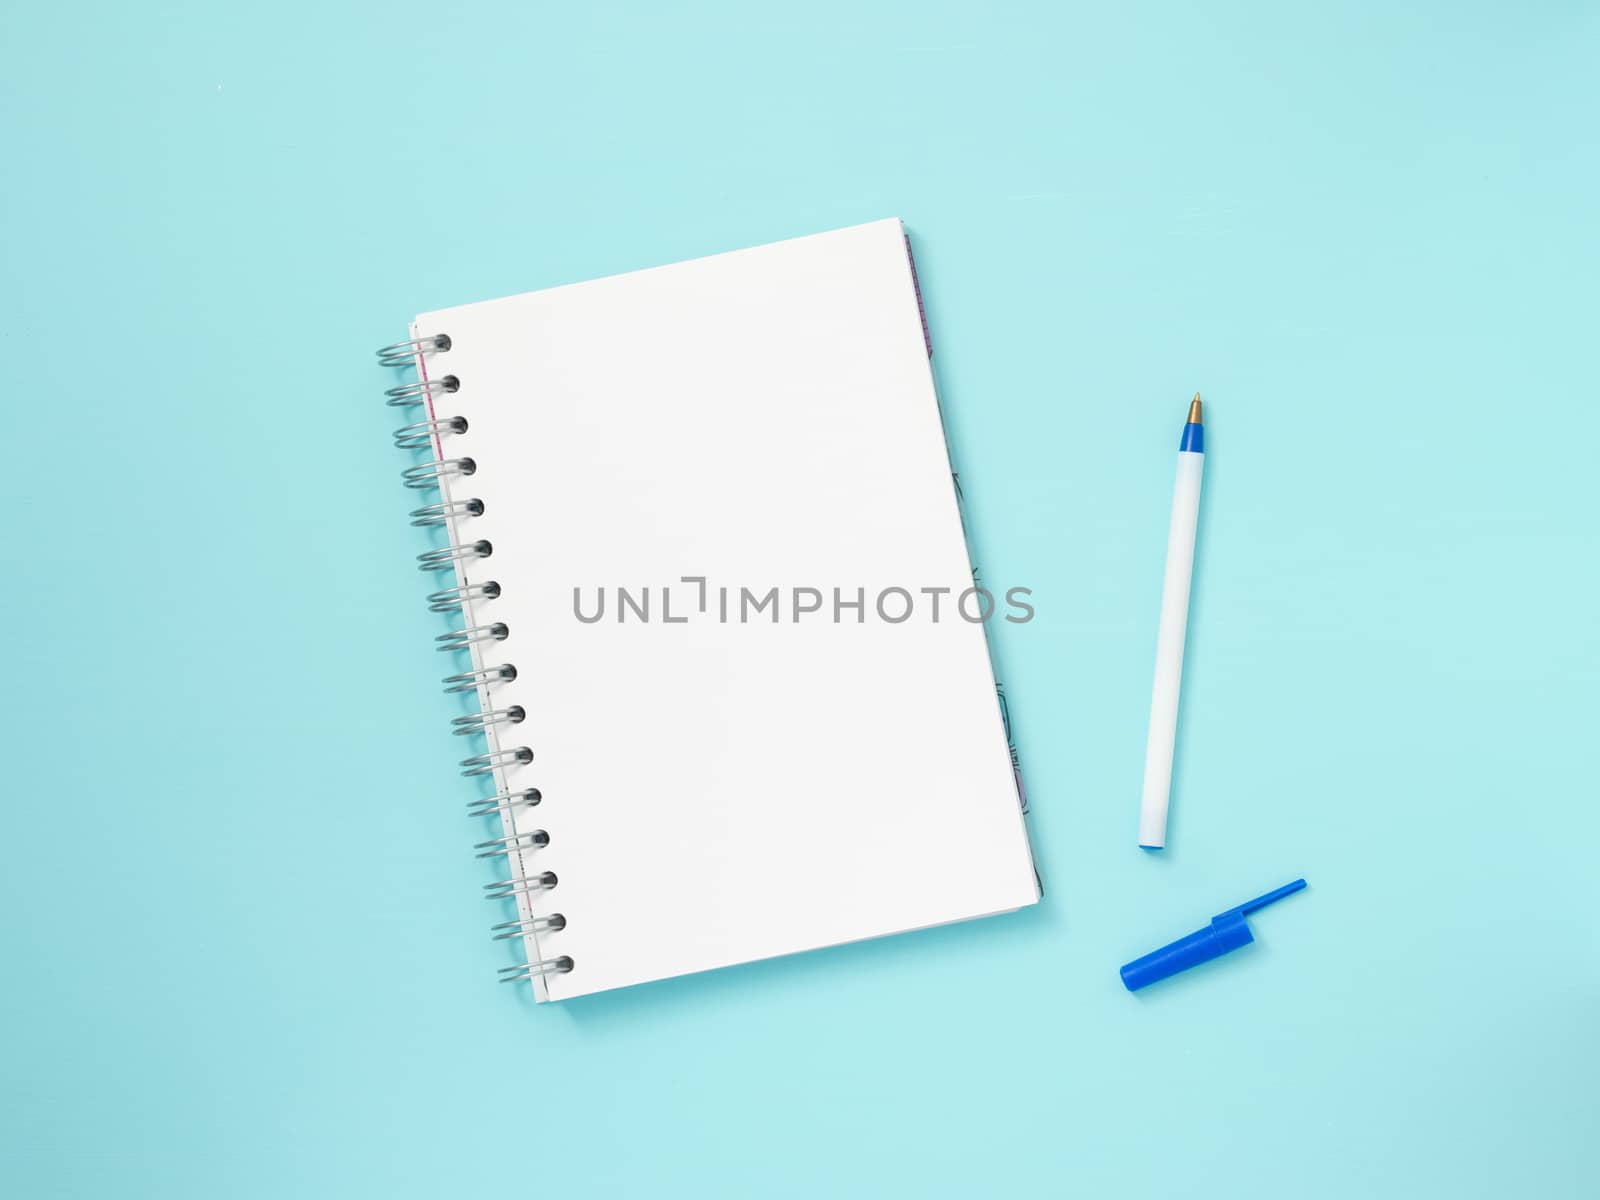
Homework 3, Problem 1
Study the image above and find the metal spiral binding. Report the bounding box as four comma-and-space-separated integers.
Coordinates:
452, 706, 525, 735
442, 662, 516, 692
490, 913, 565, 940
475, 830, 548, 858
411, 500, 485, 528
435, 622, 509, 652
402, 457, 476, 489
385, 375, 459, 407
461, 747, 533, 777
376, 333, 452, 368
467, 787, 541, 818
379, 331, 572, 988
427, 580, 501, 611
485, 870, 558, 901
499, 957, 574, 984
418, 541, 493, 572
393, 415, 467, 450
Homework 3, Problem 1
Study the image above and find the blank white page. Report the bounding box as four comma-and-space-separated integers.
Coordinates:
415, 219, 1038, 1000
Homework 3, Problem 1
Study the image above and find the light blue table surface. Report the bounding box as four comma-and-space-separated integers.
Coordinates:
3, 3, 1596, 1197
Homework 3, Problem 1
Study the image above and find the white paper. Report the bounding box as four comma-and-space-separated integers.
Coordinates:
413, 219, 1038, 1000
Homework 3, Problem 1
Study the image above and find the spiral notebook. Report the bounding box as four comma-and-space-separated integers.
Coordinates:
378, 219, 1039, 1001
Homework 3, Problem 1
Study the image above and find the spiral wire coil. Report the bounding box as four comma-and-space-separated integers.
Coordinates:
378, 333, 573, 987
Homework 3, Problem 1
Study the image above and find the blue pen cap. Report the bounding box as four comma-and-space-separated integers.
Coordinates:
1120, 879, 1306, 992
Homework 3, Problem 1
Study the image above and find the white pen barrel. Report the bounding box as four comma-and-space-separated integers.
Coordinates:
1139, 450, 1204, 848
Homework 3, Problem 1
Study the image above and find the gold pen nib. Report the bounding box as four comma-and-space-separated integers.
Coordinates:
1188, 394, 1202, 424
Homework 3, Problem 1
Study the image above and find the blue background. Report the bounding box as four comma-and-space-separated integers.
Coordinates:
3, 3, 1596, 1196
